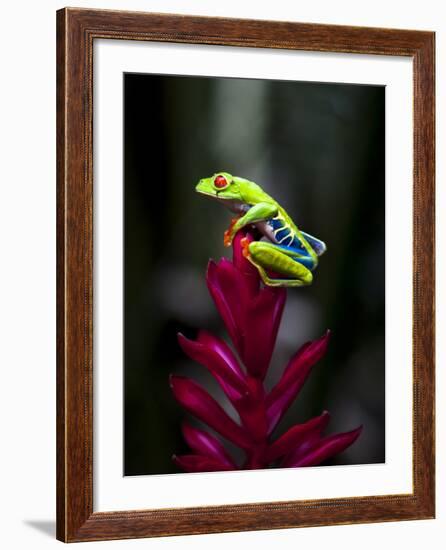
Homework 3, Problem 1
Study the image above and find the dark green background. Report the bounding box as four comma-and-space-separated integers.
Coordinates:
124, 73, 385, 476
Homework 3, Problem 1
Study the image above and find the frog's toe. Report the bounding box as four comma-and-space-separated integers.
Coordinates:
223, 230, 233, 247
240, 237, 250, 258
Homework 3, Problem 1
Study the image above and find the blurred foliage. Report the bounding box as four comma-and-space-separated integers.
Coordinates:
124, 73, 385, 475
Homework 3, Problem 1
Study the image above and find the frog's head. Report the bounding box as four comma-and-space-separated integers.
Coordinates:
196, 172, 241, 199
196, 172, 267, 213
196, 172, 244, 212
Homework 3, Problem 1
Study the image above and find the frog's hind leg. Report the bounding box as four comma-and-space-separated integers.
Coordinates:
245, 241, 313, 287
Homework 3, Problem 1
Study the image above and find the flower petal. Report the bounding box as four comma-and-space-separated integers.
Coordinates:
271, 330, 331, 392
196, 331, 245, 380
181, 422, 236, 467
285, 426, 363, 468
170, 375, 250, 449
214, 258, 253, 336
206, 260, 243, 353
266, 331, 330, 433
265, 411, 330, 462
283, 342, 313, 376
177, 332, 246, 397
236, 376, 269, 443
173, 454, 234, 472
242, 287, 286, 378
281, 414, 331, 467
232, 230, 259, 296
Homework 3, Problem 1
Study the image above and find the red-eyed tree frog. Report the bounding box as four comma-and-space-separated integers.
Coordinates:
196, 172, 327, 287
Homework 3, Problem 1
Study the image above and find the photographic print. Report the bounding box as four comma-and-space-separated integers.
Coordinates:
124, 74, 385, 476
57, 9, 434, 540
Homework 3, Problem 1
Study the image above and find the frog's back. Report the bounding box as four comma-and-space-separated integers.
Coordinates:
238, 177, 325, 255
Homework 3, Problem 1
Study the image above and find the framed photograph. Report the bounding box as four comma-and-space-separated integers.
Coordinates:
56, 8, 435, 542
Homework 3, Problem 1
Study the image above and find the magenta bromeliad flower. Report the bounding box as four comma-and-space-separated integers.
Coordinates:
170, 230, 362, 472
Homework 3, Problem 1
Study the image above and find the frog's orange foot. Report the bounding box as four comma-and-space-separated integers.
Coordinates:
223, 217, 240, 247
223, 230, 232, 247
240, 237, 251, 258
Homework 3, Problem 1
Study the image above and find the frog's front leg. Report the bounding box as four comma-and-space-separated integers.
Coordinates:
243, 240, 313, 287
224, 202, 277, 247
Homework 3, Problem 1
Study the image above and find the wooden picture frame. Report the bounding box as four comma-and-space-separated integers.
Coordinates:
56, 7, 435, 542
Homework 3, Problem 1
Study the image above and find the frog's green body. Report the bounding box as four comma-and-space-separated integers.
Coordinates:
196, 173, 326, 287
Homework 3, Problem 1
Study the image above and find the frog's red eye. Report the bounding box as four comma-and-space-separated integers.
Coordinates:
214, 175, 228, 189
